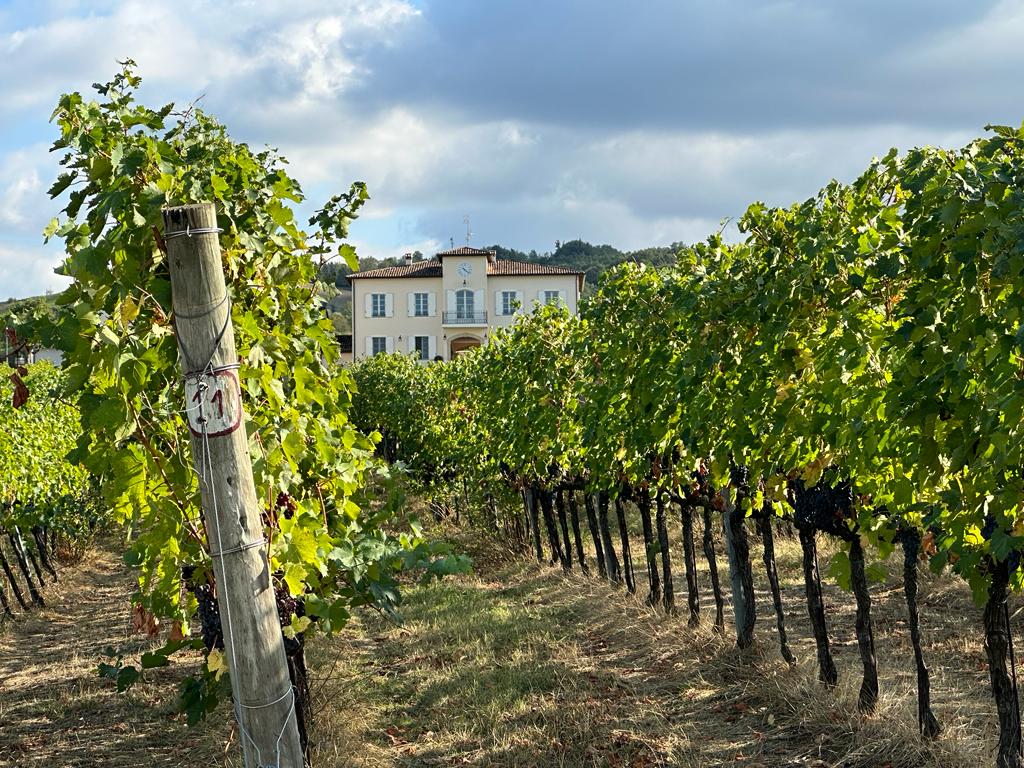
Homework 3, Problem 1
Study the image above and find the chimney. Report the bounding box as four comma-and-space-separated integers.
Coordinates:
403, 252, 413, 266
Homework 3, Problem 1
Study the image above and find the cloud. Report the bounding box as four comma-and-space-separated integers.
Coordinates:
0, 0, 419, 125
349, 235, 443, 262
0, 146, 47, 229
0, 242, 68, 299
1, 0, 1021, 300
355, 0, 1016, 131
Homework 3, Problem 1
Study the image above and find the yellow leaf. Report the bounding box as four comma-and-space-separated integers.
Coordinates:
283, 562, 307, 596
207, 648, 227, 680
284, 614, 312, 639
765, 474, 787, 501
752, 489, 765, 513
802, 460, 824, 487
120, 296, 140, 326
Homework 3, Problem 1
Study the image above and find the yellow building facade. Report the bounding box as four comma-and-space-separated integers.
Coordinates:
348, 246, 585, 361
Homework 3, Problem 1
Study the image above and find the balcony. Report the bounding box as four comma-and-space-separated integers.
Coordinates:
443, 310, 488, 325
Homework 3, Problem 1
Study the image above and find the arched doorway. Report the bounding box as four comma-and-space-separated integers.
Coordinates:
449, 335, 482, 357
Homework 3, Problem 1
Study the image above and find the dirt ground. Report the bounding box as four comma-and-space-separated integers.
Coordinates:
0, 545, 228, 768
0, 520, 1013, 768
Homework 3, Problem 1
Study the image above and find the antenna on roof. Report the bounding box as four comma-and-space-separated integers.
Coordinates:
450, 236, 454, 249
463, 214, 472, 245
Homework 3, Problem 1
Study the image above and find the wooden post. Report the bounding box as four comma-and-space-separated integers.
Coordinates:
163, 203, 304, 768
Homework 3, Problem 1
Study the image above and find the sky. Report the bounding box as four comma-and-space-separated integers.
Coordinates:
2, 0, 1023, 298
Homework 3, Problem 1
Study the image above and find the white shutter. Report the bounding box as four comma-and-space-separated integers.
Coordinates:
363, 293, 372, 318
428, 292, 437, 317
537, 289, 546, 303
407, 336, 415, 353
384, 293, 394, 318
364, 337, 372, 357
515, 290, 524, 313
474, 289, 484, 315
428, 336, 436, 360
557, 289, 566, 305
494, 290, 504, 316
407, 293, 416, 317
446, 289, 456, 312
385, 336, 394, 354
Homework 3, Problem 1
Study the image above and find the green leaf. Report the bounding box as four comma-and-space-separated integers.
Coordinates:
140, 651, 170, 669
828, 550, 852, 591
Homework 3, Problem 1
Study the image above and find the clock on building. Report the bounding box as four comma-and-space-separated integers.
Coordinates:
457, 261, 472, 277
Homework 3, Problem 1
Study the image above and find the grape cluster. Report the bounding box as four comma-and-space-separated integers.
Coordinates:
183, 564, 223, 651
791, 478, 855, 537
276, 583, 309, 656
275, 583, 302, 627
729, 464, 750, 492
195, 583, 224, 651
981, 514, 998, 541
275, 492, 297, 519
979, 514, 1024, 573
180, 569, 314, 656
263, 492, 298, 529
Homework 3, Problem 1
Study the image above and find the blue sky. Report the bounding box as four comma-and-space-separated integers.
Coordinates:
2, 0, 1023, 297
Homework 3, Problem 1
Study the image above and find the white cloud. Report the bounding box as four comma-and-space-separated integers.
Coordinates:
0, 0, 419, 116
0, 148, 45, 228
281, 0, 418, 78
570, 124, 979, 220
349, 236, 442, 262
0, 242, 69, 298
0, 0, 1015, 297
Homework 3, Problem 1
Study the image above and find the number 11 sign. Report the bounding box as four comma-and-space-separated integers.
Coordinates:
184, 369, 243, 438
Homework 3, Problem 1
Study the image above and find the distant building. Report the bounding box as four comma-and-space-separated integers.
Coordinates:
3, 332, 62, 368
347, 246, 585, 361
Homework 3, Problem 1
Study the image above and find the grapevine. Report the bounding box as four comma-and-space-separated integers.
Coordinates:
350, 124, 1024, 767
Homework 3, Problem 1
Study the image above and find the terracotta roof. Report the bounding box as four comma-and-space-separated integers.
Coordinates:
436, 246, 496, 257
347, 257, 584, 280
489, 258, 583, 277
347, 261, 443, 279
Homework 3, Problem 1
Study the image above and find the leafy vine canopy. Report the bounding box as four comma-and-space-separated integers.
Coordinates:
40, 61, 464, 637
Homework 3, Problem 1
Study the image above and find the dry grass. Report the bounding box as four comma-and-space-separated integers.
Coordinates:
0, 516, 1010, 767
306, 520, 1003, 768
0, 543, 229, 768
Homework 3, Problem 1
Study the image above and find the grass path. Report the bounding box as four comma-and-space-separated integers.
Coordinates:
0, 544, 227, 768
309, 531, 1002, 768
0, 526, 1013, 767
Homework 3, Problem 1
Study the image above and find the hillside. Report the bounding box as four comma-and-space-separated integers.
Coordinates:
319, 239, 683, 293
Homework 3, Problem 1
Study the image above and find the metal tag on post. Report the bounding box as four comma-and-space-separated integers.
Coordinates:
185, 368, 243, 437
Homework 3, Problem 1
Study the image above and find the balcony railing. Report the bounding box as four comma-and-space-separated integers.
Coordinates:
443, 310, 488, 325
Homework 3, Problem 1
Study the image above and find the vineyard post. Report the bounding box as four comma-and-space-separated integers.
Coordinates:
163, 203, 304, 768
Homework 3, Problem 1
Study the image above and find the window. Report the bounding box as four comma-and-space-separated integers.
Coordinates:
414, 336, 430, 360
455, 289, 474, 318
413, 292, 429, 317
371, 337, 387, 355
371, 293, 387, 317
501, 291, 517, 316
543, 290, 561, 305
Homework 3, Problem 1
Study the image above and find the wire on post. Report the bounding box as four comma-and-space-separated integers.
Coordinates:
164, 225, 223, 241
